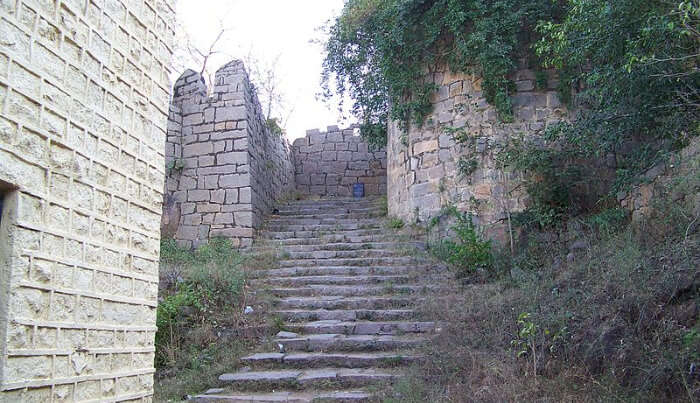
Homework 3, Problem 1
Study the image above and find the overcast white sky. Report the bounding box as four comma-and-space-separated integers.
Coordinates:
175, 0, 349, 140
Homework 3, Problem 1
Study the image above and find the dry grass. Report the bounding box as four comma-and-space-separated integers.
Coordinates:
381, 195, 699, 402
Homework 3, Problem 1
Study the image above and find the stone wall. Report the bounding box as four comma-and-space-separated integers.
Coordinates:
387, 66, 568, 243
0, 0, 175, 401
620, 136, 700, 224
164, 61, 295, 249
292, 126, 387, 197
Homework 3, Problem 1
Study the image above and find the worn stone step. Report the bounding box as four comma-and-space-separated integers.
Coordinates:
241, 351, 420, 368
251, 241, 424, 253
267, 284, 440, 298
268, 212, 384, 221
283, 249, 409, 260
287, 320, 436, 335
194, 390, 372, 402
250, 265, 434, 279
254, 274, 415, 287
218, 367, 398, 390
266, 234, 414, 246
264, 229, 385, 240
275, 207, 381, 216
276, 296, 419, 310
277, 198, 382, 208
275, 333, 426, 352
274, 309, 417, 323
264, 223, 384, 232
266, 217, 384, 226
279, 257, 421, 268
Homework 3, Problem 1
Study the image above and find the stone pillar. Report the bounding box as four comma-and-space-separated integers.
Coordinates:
164, 61, 295, 249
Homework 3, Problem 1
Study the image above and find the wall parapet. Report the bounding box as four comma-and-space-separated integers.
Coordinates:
163, 61, 295, 249
292, 125, 387, 197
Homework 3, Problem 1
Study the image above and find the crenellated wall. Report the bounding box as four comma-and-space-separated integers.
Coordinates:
388, 66, 570, 243
292, 125, 387, 197
163, 61, 295, 249
0, 0, 175, 400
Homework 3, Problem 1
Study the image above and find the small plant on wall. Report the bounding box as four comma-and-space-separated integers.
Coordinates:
166, 158, 186, 176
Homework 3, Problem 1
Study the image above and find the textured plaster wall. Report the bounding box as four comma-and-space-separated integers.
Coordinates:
387, 66, 568, 243
0, 0, 175, 401
164, 61, 295, 249
292, 125, 387, 197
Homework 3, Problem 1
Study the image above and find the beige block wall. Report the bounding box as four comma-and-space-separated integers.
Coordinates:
0, 0, 175, 401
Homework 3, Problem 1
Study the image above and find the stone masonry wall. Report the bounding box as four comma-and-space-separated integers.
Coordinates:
388, 66, 568, 243
292, 125, 387, 197
164, 61, 295, 249
0, 0, 175, 401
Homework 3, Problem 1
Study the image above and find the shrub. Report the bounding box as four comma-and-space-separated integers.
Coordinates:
428, 205, 493, 279
156, 238, 246, 368
388, 217, 405, 229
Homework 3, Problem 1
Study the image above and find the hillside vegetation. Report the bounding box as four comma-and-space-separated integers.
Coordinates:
323, 0, 700, 401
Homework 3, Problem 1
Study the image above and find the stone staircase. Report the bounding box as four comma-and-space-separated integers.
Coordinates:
193, 197, 442, 402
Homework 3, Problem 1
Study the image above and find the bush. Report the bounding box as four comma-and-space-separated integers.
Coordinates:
156, 238, 246, 368
428, 205, 493, 279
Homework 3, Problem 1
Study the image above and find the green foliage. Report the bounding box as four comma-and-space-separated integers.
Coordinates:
457, 156, 478, 178
166, 158, 185, 176
428, 205, 493, 278
265, 117, 284, 137
322, 0, 563, 145
498, 129, 588, 229
156, 238, 246, 368
388, 217, 405, 229
535, 0, 699, 179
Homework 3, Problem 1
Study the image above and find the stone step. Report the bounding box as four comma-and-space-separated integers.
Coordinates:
194, 390, 372, 402
251, 241, 424, 253
218, 367, 398, 390
250, 265, 433, 279
253, 274, 415, 287
274, 309, 417, 323
276, 296, 419, 310
287, 320, 436, 335
266, 217, 384, 226
264, 229, 384, 240
275, 207, 381, 216
269, 234, 417, 246
267, 284, 440, 298
264, 223, 383, 232
277, 198, 382, 207
268, 212, 384, 220
279, 257, 421, 268
282, 249, 409, 260
241, 351, 420, 369
275, 333, 426, 352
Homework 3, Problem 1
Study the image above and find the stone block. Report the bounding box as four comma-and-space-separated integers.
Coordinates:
234, 211, 253, 227
213, 213, 233, 225
188, 190, 210, 202
322, 151, 337, 161
217, 151, 247, 165
225, 189, 239, 204
310, 174, 326, 185
183, 142, 213, 158
215, 106, 246, 122
220, 174, 249, 188
239, 187, 252, 204
413, 140, 438, 155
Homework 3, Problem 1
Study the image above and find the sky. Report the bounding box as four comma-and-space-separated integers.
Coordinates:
175, 0, 349, 140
